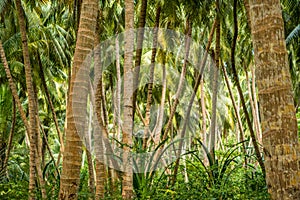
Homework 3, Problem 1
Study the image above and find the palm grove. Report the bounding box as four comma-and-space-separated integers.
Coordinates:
0, 0, 300, 199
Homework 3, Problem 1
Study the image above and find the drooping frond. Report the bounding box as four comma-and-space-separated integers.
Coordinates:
286, 24, 300, 45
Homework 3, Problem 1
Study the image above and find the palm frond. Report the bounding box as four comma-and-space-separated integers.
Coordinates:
286, 24, 300, 45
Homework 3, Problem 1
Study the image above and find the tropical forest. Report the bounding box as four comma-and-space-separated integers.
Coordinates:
0, 0, 300, 199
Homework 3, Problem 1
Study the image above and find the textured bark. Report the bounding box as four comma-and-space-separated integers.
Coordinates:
15, 0, 40, 198
248, 0, 300, 198
122, 0, 135, 198
59, 0, 98, 199
94, 26, 106, 199
132, 0, 148, 123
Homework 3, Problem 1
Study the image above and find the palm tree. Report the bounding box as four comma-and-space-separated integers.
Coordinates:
15, 0, 41, 198
59, 0, 98, 199
132, 0, 148, 126
0, 40, 30, 144
248, 0, 300, 198
122, 0, 135, 198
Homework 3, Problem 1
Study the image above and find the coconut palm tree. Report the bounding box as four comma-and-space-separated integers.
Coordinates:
248, 0, 300, 198
15, 0, 42, 198
59, 0, 98, 199
122, 0, 135, 198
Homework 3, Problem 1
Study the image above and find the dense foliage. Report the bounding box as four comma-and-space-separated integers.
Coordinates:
0, 0, 299, 199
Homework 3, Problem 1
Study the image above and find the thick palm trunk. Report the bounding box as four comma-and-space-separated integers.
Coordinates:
248, 0, 300, 198
122, 0, 135, 198
15, 0, 40, 198
59, 0, 98, 199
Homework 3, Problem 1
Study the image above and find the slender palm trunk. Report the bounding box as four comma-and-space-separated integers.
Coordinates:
132, 0, 148, 123
94, 28, 106, 199
162, 19, 192, 142
245, 66, 261, 144
251, 66, 262, 143
248, 0, 300, 198
59, 0, 98, 199
0, 40, 30, 145
122, 0, 135, 198
153, 51, 166, 145
87, 150, 95, 199
115, 35, 122, 142
143, 5, 161, 148
15, 0, 40, 198
209, 13, 220, 162
230, 0, 265, 175
221, 62, 246, 160
200, 80, 208, 165
38, 55, 65, 160
3, 98, 16, 176
171, 18, 217, 185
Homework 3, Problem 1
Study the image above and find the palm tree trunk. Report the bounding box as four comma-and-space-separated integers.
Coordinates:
221, 62, 247, 162
3, 98, 16, 176
171, 18, 217, 185
162, 19, 192, 142
94, 27, 106, 199
115, 35, 121, 142
0, 40, 30, 146
251, 65, 262, 143
132, 0, 148, 123
143, 5, 161, 148
209, 12, 220, 162
122, 0, 135, 198
200, 80, 208, 166
59, 0, 98, 199
153, 51, 166, 145
244, 65, 261, 144
87, 149, 95, 199
230, 0, 265, 175
15, 0, 39, 198
248, 0, 300, 198
38, 54, 65, 161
